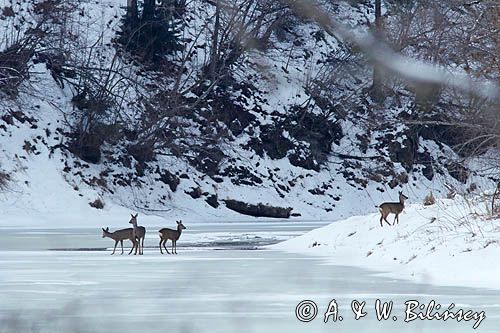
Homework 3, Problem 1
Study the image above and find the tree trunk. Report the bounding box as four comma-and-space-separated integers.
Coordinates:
209, 0, 221, 80
143, 0, 156, 21
372, 0, 384, 102
127, 0, 138, 21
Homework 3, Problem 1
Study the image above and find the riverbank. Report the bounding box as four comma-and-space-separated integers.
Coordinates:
272, 196, 500, 290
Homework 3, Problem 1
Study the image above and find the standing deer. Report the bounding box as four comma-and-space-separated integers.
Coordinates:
101, 227, 138, 255
159, 220, 186, 254
129, 213, 146, 255
378, 191, 408, 226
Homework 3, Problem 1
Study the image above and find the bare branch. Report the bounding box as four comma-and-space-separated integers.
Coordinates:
285, 0, 499, 100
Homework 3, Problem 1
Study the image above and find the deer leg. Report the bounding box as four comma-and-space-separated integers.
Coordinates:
171, 240, 174, 255
383, 214, 391, 226
163, 239, 170, 254
136, 237, 141, 255
380, 214, 384, 227
174, 240, 177, 254
120, 240, 124, 255
141, 237, 145, 255
128, 239, 135, 255
111, 240, 118, 255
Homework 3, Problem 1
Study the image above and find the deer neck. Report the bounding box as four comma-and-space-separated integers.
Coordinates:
105, 231, 117, 240
177, 226, 183, 235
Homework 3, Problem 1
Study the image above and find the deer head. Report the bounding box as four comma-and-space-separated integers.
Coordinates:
129, 213, 138, 225
177, 220, 186, 230
399, 191, 408, 203
101, 227, 109, 238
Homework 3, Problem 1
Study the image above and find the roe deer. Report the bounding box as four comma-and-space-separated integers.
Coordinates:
101, 227, 138, 255
159, 220, 186, 254
129, 213, 146, 255
378, 191, 408, 226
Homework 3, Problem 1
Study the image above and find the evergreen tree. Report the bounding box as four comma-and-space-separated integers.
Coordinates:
118, 0, 185, 62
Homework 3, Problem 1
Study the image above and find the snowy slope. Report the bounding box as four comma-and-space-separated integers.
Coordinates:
272, 193, 500, 290
0, 0, 497, 229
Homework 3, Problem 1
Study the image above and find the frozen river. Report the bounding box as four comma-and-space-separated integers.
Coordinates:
0, 222, 499, 332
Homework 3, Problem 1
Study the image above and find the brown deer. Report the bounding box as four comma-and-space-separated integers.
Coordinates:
129, 213, 146, 255
378, 191, 408, 226
101, 227, 138, 255
159, 220, 186, 254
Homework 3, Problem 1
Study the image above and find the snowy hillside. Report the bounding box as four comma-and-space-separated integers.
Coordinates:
0, 0, 498, 227
272, 193, 500, 289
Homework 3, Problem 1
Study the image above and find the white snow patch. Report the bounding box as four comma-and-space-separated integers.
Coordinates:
272, 194, 500, 290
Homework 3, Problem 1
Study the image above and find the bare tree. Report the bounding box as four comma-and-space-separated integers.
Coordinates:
372, 0, 384, 101
205, 0, 289, 80
284, 0, 498, 99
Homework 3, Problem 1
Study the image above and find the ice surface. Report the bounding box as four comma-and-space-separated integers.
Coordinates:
1, 223, 499, 333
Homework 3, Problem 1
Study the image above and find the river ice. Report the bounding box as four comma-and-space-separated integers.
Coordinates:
0, 222, 498, 332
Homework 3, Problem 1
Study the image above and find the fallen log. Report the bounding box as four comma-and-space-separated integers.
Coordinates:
224, 199, 293, 218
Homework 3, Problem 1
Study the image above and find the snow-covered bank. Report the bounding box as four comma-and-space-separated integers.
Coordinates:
272, 195, 500, 290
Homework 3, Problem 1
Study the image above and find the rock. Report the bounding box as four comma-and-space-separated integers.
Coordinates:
446, 161, 469, 183
220, 165, 263, 186
308, 188, 325, 195
127, 142, 155, 162
289, 150, 320, 172
188, 147, 225, 177
68, 134, 101, 164
211, 176, 224, 183
157, 168, 180, 192
187, 187, 203, 199
205, 194, 219, 208
417, 151, 434, 180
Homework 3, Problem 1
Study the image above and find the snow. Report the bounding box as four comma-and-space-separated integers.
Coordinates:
0, 0, 498, 307
2, 223, 500, 333
272, 194, 500, 290
1, 0, 496, 231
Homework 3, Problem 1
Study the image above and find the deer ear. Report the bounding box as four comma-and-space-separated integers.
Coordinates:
134, 213, 138, 218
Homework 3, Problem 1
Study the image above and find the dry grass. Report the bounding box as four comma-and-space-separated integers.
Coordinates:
423, 191, 436, 206
0, 170, 11, 190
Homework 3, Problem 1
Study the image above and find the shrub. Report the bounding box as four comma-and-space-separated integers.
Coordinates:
0, 170, 11, 190
423, 191, 436, 206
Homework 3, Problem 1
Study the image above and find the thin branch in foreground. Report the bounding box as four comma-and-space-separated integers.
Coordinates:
285, 0, 499, 100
